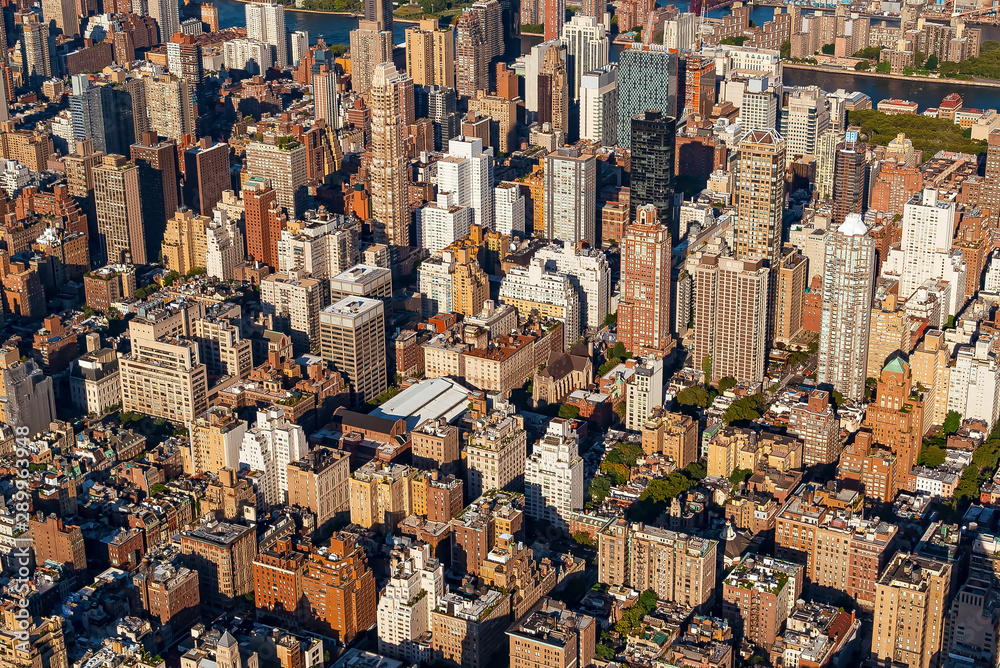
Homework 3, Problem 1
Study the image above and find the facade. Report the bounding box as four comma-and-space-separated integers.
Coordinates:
245, 1, 288, 68
619, 205, 673, 356
94, 154, 145, 264
467, 406, 527, 498
370, 63, 412, 246
722, 555, 804, 648
544, 147, 596, 245
630, 111, 677, 238
180, 520, 257, 610
69, 347, 120, 416
616, 45, 677, 148
899, 188, 958, 303
818, 214, 875, 402
560, 15, 609, 101
260, 270, 323, 355
734, 129, 786, 272
500, 259, 581, 347
534, 242, 611, 331
405, 19, 455, 88
629, 526, 718, 610
377, 543, 444, 664
580, 64, 618, 146
246, 139, 309, 219
494, 182, 526, 236
319, 297, 387, 404
437, 136, 494, 230
120, 336, 208, 425
287, 446, 351, 530
189, 406, 247, 476
524, 418, 584, 532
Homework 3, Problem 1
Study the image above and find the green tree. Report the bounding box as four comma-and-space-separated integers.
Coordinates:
677, 386, 710, 408
942, 410, 962, 435
595, 644, 615, 661
598, 357, 622, 376
150, 483, 169, 495
728, 468, 753, 489
914, 51, 926, 66
572, 531, 595, 546
603, 311, 617, 327
925, 54, 938, 70
608, 342, 630, 361
983, 40, 1000, 53
702, 354, 712, 385
588, 476, 612, 504
723, 394, 766, 426
853, 46, 882, 59
780, 40, 791, 59
821, 43, 835, 55
718, 377, 737, 392
876, 61, 891, 73
600, 460, 629, 485
855, 60, 871, 71
558, 404, 580, 419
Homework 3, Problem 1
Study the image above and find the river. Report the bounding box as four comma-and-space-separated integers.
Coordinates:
208, 0, 995, 111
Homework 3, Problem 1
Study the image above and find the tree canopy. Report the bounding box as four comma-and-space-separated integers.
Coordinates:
847, 109, 987, 157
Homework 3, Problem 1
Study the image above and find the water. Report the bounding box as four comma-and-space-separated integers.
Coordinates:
209, 0, 994, 110
208, 0, 411, 46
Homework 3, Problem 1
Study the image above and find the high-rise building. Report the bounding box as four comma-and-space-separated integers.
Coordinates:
69, 76, 137, 156
948, 337, 1000, 428
722, 555, 804, 649
560, 15, 608, 101
180, 521, 256, 610
534, 242, 611, 330
616, 45, 676, 148
41, 0, 79, 38
544, 147, 596, 245
984, 129, 1000, 222
693, 254, 770, 385
630, 111, 676, 238
425, 85, 461, 151
94, 154, 146, 264
364, 0, 393, 32
872, 552, 952, 668
779, 86, 831, 159
245, 139, 309, 218
238, 405, 308, 507
405, 19, 455, 88
278, 213, 360, 283
188, 406, 247, 475
183, 138, 231, 215
467, 405, 527, 498
524, 418, 583, 531
162, 207, 209, 276
19, 12, 52, 80
245, 1, 288, 69
349, 21, 393, 95
131, 131, 179, 260
619, 205, 672, 355
625, 356, 664, 430
538, 44, 570, 133
524, 39, 561, 113
0, 347, 56, 437
313, 65, 340, 128
832, 131, 866, 226
167, 33, 204, 84
377, 543, 444, 665
349, 461, 417, 531
151, 0, 181, 43
864, 357, 925, 492
683, 53, 716, 119
544, 0, 566, 41
899, 188, 958, 302
120, 333, 208, 425
500, 258, 581, 346
417, 191, 473, 253
243, 176, 283, 268
734, 129, 786, 269
494, 182, 525, 236
739, 76, 779, 134
261, 270, 323, 355
507, 601, 596, 668
319, 296, 387, 404
286, 446, 351, 529
628, 526, 717, 609
370, 63, 412, 247
202, 3, 220, 31
787, 390, 841, 466
456, 11, 489, 98
437, 136, 494, 229
223, 38, 273, 74
471, 0, 503, 61
290, 30, 308, 65
818, 213, 875, 402
580, 64, 618, 146
300, 532, 377, 642
146, 74, 196, 142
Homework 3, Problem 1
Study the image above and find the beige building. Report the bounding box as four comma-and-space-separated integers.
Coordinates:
508, 600, 595, 668
463, 335, 536, 395
329, 264, 392, 304
261, 270, 323, 355
120, 336, 208, 425
319, 296, 387, 404
349, 20, 393, 95
872, 552, 952, 668
94, 154, 146, 264
180, 520, 257, 610
404, 18, 455, 88
411, 418, 461, 474
287, 445, 351, 530
64, 139, 103, 196
246, 138, 309, 217
469, 93, 518, 154
188, 406, 247, 476
369, 62, 412, 246
350, 461, 416, 532
466, 406, 527, 499
69, 347, 120, 416
162, 207, 209, 276
910, 329, 950, 428
868, 279, 913, 379
706, 426, 758, 478
641, 411, 698, 468
629, 525, 718, 610
422, 333, 468, 379
145, 75, 195, 142
432, 589, 512, 668
192, 310, 253, 380
775, 250, 807, 344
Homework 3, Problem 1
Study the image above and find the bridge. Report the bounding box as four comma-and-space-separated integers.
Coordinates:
690, 0, 737, 16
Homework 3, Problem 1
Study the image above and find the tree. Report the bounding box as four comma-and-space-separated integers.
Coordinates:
729, 468, 753, 489
942, 410, 962, 435
702, 354, 712, 385
600, 460, 630, 485
598, 357, 622, 376
608, 342, 630, 361
855, 60, 871, 71
684, 461, 707, 480
983, 40, 1000, 53
853, 46, 882, 59
915, 51, 926, 66
780, 40, 791, 59
589, 476, 612, 504
821, 43, 835, 55
677, 386, 710, 408
604, 312, 617, 327
831, 390, 844, 408
572, 531, 595, 546
876, 61, 891, 73
723, 394, 766, 426
718, 377, 737, 392
925, 54, 938, 70
558, 404, 580, 419
150, 483, 169, 495
595, 644, 615, 661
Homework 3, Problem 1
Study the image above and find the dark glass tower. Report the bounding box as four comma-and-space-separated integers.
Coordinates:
630, 110, 677, 241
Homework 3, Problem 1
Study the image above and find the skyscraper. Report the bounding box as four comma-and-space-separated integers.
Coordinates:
544, 147, 596, 245
832, 130, 867, 227
630, 111, 676, 239
245, 1, 288, 69
734, 129, 786, 269
183, 138, 231, 215
471, 0, 503, 62
560, 15, 608, 101
538, 43, 570, 133
984, 129, 1000, 222
167, 33, 204, 85
349, 21, 393, 95
683, 53, 716, 118
41, 0, 79, 37
313, 65, 339, 128
319, 296, 387, 405
494, 182, 525, 236
524, 39, 561, 113
619, 205, 673, 355
370, 62, 412, 247
455, 11, 489, 98
899, 188, 957, 301
94, 154, 147, 264
544, 0, 566, 41
131, 131, 179, 262
364, 0, 393, 33
616, 45, 677, 148
437, 136, 494, 229
694, 254, 770, 385
245, 138, 309, 218
19, 13, 52, 81
145, 75, 195, 141
580, 64, 618, 146
425, 85, 461, 151
524, 418, 583, 531
69, 75, 137, 156
405, 19, 455, 88
417, 191, 473, 253
243, 176, 282, 268
818, 214, 875, 402
779, 86, 831, 159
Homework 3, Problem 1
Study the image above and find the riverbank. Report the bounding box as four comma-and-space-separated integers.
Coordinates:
783, 61, 1000, 90
222, 0, 436, 23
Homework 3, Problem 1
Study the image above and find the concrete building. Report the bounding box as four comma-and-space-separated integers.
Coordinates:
560, 15, 609, 101
524, 418, 584, 532
467, 404, 527, 498
405, 19, 455, 88
69, 347, 120, 416
630, 525, 718, 610
948, 337, 1000, 428
245, 1, 288, 68
261, 270, 323, 355
507, 600, 596, 668
239, 405, 308, 507
417, 191, 473, 253
437, 136, 494, 231
616, 44, 677, 148
580, 64, 618, 146
722, 554, 804, 648
180, 520, 257, 610
499, 258, 581, 347
377, 543, 444, 664
625, 356, 664, 431
432, 589, 512, 668
245, 139, 309, 219
899, 189, 958, 303
779, 86, 831, 159
94, 154, 146, 264
544, 147, 596, 246
287, 446, 351, 531
319, 297, 387, 405
370, 62, 411, 246
494, 182, 526, 237
619, 205, 673, 356
350, 461, 417, 532
189, 406, 247, 476
534, 242, 611, 331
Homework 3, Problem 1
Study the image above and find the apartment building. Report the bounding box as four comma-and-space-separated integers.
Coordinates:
722, 554, 804, 648
180, 520, 256, 610
319, 296, 387, 405
286, 445, 351, 532
466, 404, 527, 499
